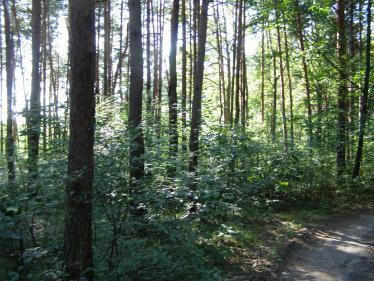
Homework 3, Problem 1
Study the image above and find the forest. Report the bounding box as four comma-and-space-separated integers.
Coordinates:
0, 0, 373, 280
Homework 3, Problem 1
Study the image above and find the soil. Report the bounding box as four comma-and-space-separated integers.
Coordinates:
279, 212, 374, 281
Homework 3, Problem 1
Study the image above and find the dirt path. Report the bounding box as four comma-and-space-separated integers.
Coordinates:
280, 212, 374, 281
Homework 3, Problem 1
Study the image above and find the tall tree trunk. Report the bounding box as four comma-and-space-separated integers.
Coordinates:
268, 31, 277, 143
230, 1, 238, 126
223, 8, 231, 125
241, 8, 247, 128
295, 0, 313, 147
12, 1, 28, 113
42, 0, 47, 152
146, 0, 152, 112
283, 16, 294, 146
261, 28, 265, 123
0, 6, 4, 154
189, 0, 210, 173
275, 0, 288, 150
347, 0, 356, 161
103, 0, 112, 97
95, 2, 101, 99
112, 0, 126, 99
152, 0, 159, 118
3, 0, 15, 182
214, 4, 224, 124
155, 2, 165, 138
234, 0, 243, 125
193, 0, 200, 83
28, 0, 42, 176
216, 4, 228, 126
181, 0, 187, 153
336, 0, 348, 178
128, 0, 145, 182
352, 0, 371, 178
64, 0, 95, 279
167, 0, 180, 176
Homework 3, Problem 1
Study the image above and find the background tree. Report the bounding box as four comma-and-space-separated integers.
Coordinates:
3, 0, 15, 182
189, 0, 210, 173
27, 0, 42, 176
336, 0, 348, 178
167, 0, 180, 176
353, 0, 371, 178
128, 0, 145, 183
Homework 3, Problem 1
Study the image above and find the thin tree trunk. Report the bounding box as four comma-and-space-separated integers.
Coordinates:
103, 0, 112, 97
275, 0, 287, 150
268, 30, 277, 143
146, 0, 152, 111
295, 0, 313, 147
352, 0, 371, 178
0, 6, 4, 154
261, 28, 265, 123
189, 0, 210, 173
234, 0, 243, 125
12, 1, 27, 112
230, 1, 238, 126
128, 0, 145, 182
3, 0, 15, 182
155, 2, 165, 138
193, 0, 200, 83
167, 0, 180, 176
348, 0, 356, 161
189, 0, 193, 114
152, 0, 159, 118
283, 15, 294, 146
223, 9, 231, 125
214, 4, 225, 125
181, 0, 187, 153
28, 0, 42, 176
95, 2, 101, 98
112, 0, 125, 99
336, 0, 348, 178
241, 8, 247, 128
113, 22, 129, 96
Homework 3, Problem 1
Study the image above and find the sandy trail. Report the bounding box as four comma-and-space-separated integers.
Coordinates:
280, 212, 374, 281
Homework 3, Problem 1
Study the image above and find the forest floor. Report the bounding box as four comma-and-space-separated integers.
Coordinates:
279, 211, 374, 281
225, 204, 374, 281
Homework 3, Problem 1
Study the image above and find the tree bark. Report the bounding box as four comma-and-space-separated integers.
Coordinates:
146, 0, 152, 112
3, 0, 15, 182
268, 31, 277, 143
64, 0, 95, 279
28, 0, 42, 176
336, 0, 348, 178
261, 28, 265, 123
234, 0, 243, 125
42, 0, 47, 152
0, 6, 4, 154
230, 1, 238, 126
275, 0, 288, 150
103, 0, 112, 97
295, 0, 313, 147
155, 2, 165, 138
181, 0, 188, 153
167, 0, 180, 176
189, 0, 210, 173
352, 0, 371, 178
283, 15, 294, 146
112, 0, 126, 99
128, 0, 145, 182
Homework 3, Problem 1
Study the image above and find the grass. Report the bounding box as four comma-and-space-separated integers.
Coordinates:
217, 205, 341, 279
